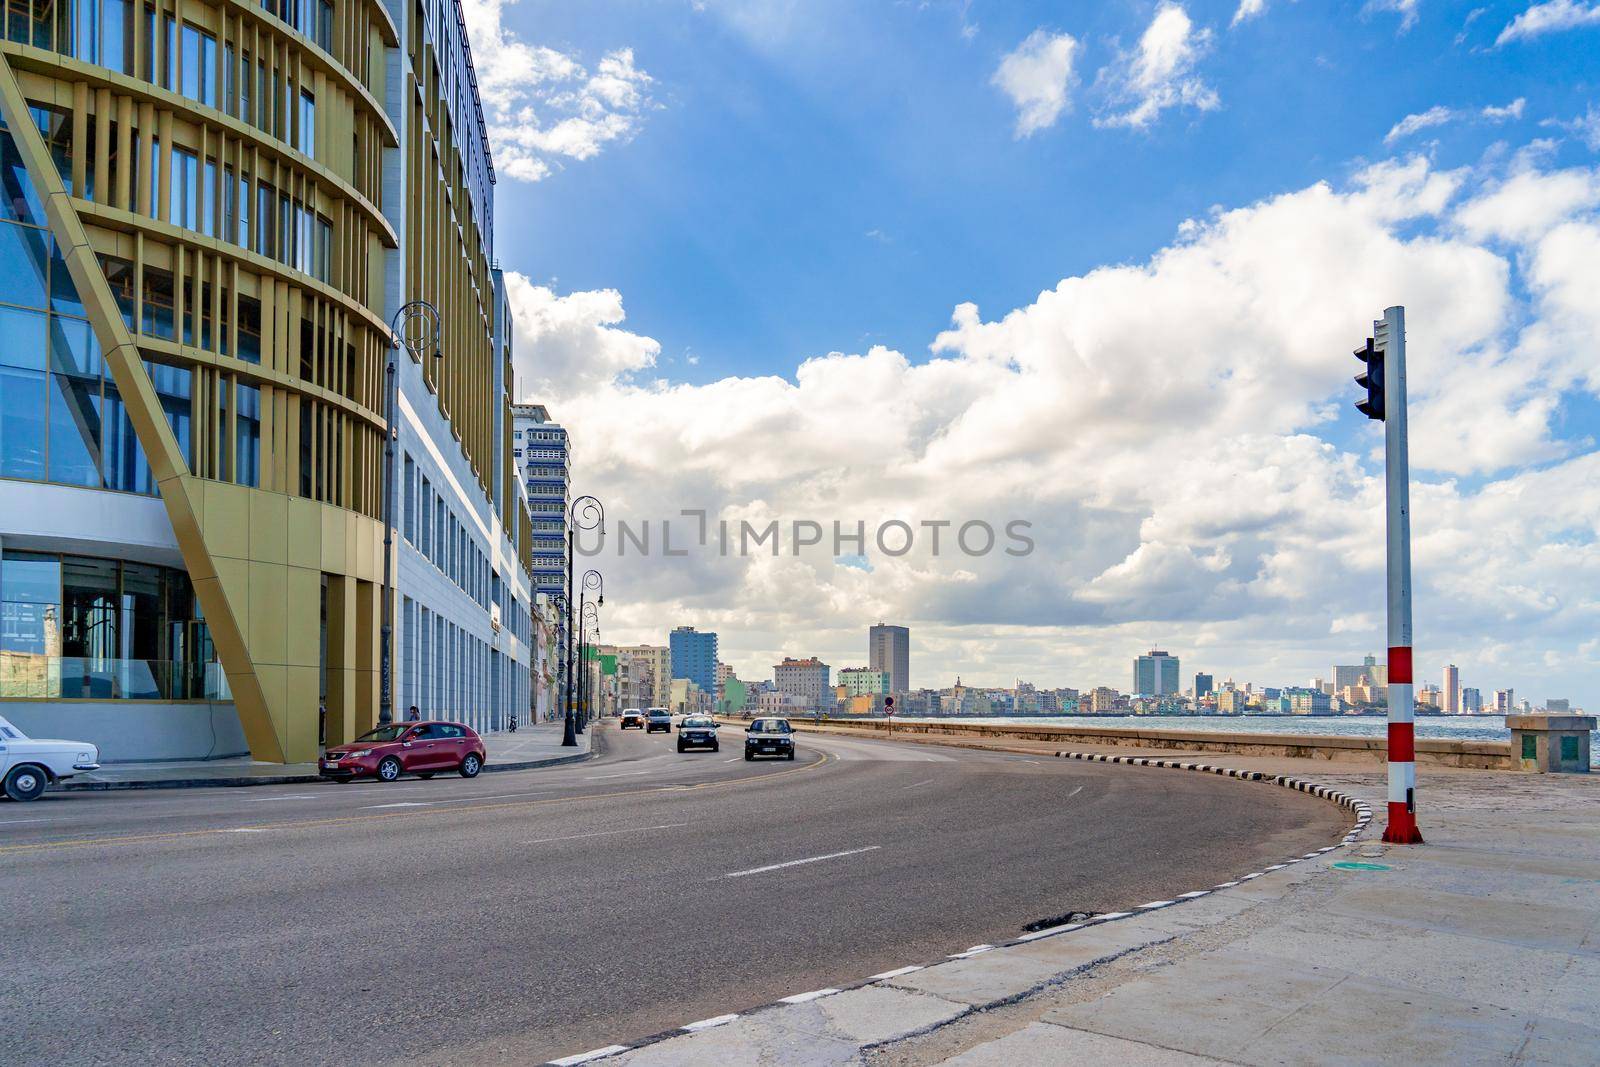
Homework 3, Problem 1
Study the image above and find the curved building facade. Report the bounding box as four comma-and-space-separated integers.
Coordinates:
0, 0, 533, 762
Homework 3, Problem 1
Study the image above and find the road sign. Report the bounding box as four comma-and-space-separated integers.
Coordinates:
884, 696, 895, 716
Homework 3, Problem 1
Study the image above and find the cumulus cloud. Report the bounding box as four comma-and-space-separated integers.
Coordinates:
460, 0, 654, 181
1384, 98, 1526, 143
1231, 0, 1269, 27
992, 29, 1080, 138
516, 150, 1600, 705
1366, 0, 1422, 31
1094, 3, 1219, 130
1542, 104, 1600, 151
1496, 0, 1600, 45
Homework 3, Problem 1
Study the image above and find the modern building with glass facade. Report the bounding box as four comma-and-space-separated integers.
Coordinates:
669, 626, 717, 697
510, 402, 567, 601
1133, 650, 1180, 697
0, 0, 533, 761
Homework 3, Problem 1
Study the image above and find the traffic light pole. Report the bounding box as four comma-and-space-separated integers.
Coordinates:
1375, 306, 1423, 844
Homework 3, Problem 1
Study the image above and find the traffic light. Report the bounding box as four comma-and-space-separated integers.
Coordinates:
1354, 337, 1385, 421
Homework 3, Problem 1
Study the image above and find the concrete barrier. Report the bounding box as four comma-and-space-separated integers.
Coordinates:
757, 716, 1516, 770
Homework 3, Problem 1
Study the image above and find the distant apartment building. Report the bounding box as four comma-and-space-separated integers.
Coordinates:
1417, 685, 1443, 710
839, 668, 890, 697
615, 644, 671, 708
669, 628, 719, 697
869, 623, 911, 693
1461, 687, 1483, 713
1194, 672, 1215, 698
775, 657, 832, 710
1286, 687, 1332, 715
1217, 688, 1248, 714
511, 403, 570, 601
1089, 686, 1120, 713
1545, 698, 1571, 713
1134, 650, 1180, 696
1495, 688, 1515, 714
1442, 664, 1460, 714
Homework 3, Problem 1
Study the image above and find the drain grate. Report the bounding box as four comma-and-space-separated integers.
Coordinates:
1023, 910, 1097, 932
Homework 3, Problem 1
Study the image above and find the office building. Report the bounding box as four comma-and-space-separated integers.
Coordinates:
1495, 688, 1515, 714
839, 667, 890, 697
868, 623, 910, 693
1442, 664, 1460, 714
1461, 686, 1482, 713
1194, 672, 1214, 698
669, 627, 718, 696
1134, 650, 1180, 696
1286, 687, 1332, 715
0, 1, 534, 763
775, 657, 831, 710
511, 403, 569, 600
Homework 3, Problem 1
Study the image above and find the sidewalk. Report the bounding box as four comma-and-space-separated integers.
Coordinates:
591, 727, 1600, 1067
61, 718, 597, 792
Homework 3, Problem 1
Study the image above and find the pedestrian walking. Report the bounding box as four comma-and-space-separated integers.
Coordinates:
407, 705, 420, 721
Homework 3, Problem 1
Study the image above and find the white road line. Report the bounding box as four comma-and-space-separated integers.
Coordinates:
221, 828, 266, 833
550, 1045, 630, 1066
241, 794, 319, 803
524, 823, 688, 846
0, 818, 57, 826
723, 757, 741, 763
583, 770, 652, 780
362, 801, 433, 809
898, 778, 935, 791
866, 965, 924, 981
431, 791, 554, 804
1065, 785, 1084, 799
681, 1013, 738, 1032
723, 845, 881, 879
778, 988, 840, 1004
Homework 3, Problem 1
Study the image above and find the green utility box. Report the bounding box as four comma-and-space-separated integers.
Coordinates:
1507, 715, 1595, 773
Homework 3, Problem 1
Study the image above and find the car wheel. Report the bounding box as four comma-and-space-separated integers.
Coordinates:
744, 751, 754, 761
711, 743, 720, 752
676, 742, 686, 753
4, 764, 49, 802
460, 753, 482, 778
377, 756, 402, 782
787, 750, 796, 760
417, 773, 434, 780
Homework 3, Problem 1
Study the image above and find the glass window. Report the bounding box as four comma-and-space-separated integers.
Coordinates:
74, 0, 132, 75
180, 24, 216, 107
0, 552, 61, 655
0, 127, 43, 225
297, 90, 314, 157
237, 294, 261, 363
0, 364, 47, 479
46, 318, 102, 486
49, 237, 83, 317
170, 147, 197, 228
0, 220, 49, 309
201, 158, 216, 236
144, 359, 191, 465
0, 304, 47, 370
234, 381, 260, 486
102, 376, 154, 493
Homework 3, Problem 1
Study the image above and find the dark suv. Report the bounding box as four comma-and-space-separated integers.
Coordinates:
744, 717, 795, 760
645, 708, 673, 734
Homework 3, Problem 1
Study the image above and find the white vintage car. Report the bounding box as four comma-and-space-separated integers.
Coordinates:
0, 715, 100, 801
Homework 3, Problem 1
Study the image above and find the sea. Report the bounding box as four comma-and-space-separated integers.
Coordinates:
892, 713, 1600, 767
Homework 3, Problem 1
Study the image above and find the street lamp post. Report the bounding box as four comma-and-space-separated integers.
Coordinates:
560, 496, 604, 746
579, 570, 603, 728
380, 301, 441, 725
550, 594, 570, 744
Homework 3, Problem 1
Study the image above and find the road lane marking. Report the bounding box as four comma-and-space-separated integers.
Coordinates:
778, 988, 840, 1004
681, 1014, 738, 1032
722, 757, 741, 763
550, 1046, 630, 1066
866, 965, 924, 981
362, 801, 433, 809
0, 818, 57, 826
0, 752, 832, 855
431, 791, 554, 804
899, 778, 935, 791
222, 828, 266, 833
723, 845, 881, 879
524, 822, 688, 845
583, 770, 651, 780
241, 794, 319, 802
1066, 785, 1084, 799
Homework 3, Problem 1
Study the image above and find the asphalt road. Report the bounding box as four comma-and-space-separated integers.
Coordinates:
0, 722, 1346, 1065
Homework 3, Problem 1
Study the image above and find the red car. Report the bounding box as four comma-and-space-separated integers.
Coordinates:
320, 721, 485, 783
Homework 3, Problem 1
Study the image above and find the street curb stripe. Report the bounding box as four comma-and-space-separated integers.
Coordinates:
778, 988, 840, 1004
549, 1046, 630, 1066
680, 1014, 739, 1032
866, 965, 924, 980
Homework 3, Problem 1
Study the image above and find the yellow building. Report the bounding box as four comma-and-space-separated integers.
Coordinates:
0, 0, 533, 763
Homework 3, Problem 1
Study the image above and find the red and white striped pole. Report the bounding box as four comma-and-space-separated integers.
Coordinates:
1378, 306, 1423, 844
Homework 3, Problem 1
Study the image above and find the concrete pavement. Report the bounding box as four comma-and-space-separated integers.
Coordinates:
0, 724, 1342, 1065
57, 717, 593, 791
602, 730, 1600, 1067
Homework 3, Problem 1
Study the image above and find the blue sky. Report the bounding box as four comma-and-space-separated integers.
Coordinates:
492, 0, 1596, 384
468, 0, 1600, 704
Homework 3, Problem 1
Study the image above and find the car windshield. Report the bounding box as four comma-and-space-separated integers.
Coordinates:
754, 720, 791, 733
683, 718, 714, 728
648, 710, 669, 718
355, 725, 408, 743
0, 717, 24, 740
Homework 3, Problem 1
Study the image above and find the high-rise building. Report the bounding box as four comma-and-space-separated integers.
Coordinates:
775, 657, 832, 709
1461, 687, 1483, 713
868, 623, 910, 693
1194, 672, 1215, 698
1134, 650, 1180, 696
1442, 664, 1460, 714
511, 403, 569, 601
1495, 688, 1515, 714
669, 627, 718, 696
0, 8, 534, 763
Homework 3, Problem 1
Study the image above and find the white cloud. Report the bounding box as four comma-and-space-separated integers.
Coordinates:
513, 150, 1600, 707
1231, 0, 1269, 27
991, 29, 1080, 138
1384, 98, 1526, 143
1542, 104, 1600, 150
1366, 0, 1422, 31
1094, 3, 1219, 130
459, 0, 654, 181
1496, 0, 1600, 45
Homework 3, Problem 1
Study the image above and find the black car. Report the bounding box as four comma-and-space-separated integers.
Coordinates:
744, 717, 795, 760
677, 716, 720, 753
645, 708, 673, 734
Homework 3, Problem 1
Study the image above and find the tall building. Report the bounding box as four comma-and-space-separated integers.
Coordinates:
839, 667, 890, 697
1442, 664, 1460, 714
1194, 672, 1214, 698
1134, 650, 1180, 696
774, 657, 831, 709
1461, 686, 1483, 713
1495, 688, 1515, 714
669, 627, 718, 696
617, 644, 670, 707
511, 403, 569, 600
868, 623, 910, 693
0, 2, 533, 763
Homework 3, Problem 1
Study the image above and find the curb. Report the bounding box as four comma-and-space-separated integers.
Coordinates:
59, 729, 602, 793
543, 749, 1371, 1065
